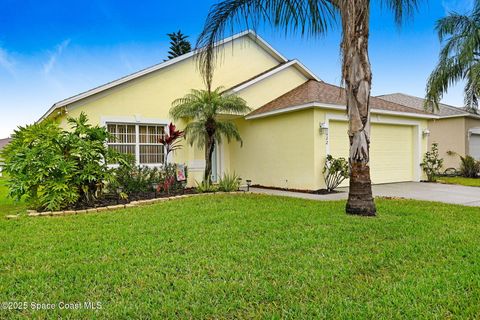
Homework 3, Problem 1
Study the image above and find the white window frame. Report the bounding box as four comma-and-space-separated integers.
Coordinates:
101, 116, 170, 167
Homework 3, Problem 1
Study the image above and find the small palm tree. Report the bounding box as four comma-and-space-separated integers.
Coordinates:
196, 0, 420, 216
426, 1, 480, 112
170, 87, 251, 182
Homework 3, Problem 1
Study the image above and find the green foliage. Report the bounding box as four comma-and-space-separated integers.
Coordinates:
113, 157, 160, 195
166, 30, 192, 60
196, 0, 419, 89
323, 155, 349, 192
218, 172, 241, 192
170, 87, 250, 147
420, 143, 444, 182
425, 1, 480, 112
195, 180, 218, 193
1, 113, 127, 211
112, 161, 188, 197
459, 155, 480, 178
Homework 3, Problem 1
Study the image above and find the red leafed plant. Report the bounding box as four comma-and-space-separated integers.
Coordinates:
159, 122, 184, 163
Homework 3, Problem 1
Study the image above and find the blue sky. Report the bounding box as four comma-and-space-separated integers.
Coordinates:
0, 0, 474, 138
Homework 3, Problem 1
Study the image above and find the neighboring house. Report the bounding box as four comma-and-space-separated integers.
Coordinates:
379, 93, 480, 169
0, 138, 11, 177
40, 31, 433, 190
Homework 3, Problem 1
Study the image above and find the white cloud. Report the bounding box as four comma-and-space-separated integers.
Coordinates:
43, 39, 71, 75
441, 0, 474, 14
0, 47, 15, 75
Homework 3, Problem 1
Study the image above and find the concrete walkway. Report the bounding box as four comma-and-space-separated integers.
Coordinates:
250, 182, 480, 207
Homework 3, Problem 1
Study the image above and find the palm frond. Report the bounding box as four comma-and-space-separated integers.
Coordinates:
215, 120, 243, 145
380, 0, 420, 25
426, 3, 480, 112
425, 56, 467, 110
196, 0, 337, 89
184, 121, 207, 147
217, 94, 251, 114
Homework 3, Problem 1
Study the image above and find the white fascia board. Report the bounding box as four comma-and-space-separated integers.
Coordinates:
440, 113, 480, 120
245, 102, 439, 120
39, 30, 288, 122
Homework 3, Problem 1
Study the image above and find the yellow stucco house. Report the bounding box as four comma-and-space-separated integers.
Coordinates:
40, 31, 434, 190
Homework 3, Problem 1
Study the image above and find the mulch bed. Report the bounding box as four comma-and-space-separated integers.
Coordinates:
251, 185, 342, 195
64, 188, 197, 211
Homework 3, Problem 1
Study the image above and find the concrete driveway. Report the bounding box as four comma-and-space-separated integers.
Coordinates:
251, 182, 480, 207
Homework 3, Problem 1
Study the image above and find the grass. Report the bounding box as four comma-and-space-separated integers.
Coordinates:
437, 176, 480, 187
0, 176, 25, 217
0, 179, 479, 319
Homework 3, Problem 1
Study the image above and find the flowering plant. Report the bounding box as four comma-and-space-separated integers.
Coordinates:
159, 123, 184, 163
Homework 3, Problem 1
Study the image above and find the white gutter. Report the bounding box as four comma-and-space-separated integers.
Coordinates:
245, 102, 439, 120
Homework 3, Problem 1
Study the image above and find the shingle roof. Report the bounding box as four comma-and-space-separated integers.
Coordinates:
249, 80, 433, 117
377, 93, 468, 117
0, 138, 11, 150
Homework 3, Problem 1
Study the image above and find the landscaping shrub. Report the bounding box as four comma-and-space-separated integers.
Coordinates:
218, 172, 241, 192
323, 155, 349, 192
421, 143, 444, 182
1, 113, 128, 211
459, 155, 480, 178
113, 158, 160, 195
112, 162, 188, 197
195, 180, 218, 193
157, 163, 188, 194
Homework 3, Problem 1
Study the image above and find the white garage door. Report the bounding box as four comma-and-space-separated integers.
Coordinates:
469, 134, 480, 160
329, 121, 415, 184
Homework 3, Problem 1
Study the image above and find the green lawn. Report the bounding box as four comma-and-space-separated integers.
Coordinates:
438, 176, 480, 187
0, 176, 25, 217
0, 183, 479, 319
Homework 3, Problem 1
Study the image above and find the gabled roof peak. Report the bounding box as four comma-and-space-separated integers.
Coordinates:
39, 30, 290, 122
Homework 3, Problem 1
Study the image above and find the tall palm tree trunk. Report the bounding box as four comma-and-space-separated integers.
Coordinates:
341, 0, 376, 216
204, 134, 215, 182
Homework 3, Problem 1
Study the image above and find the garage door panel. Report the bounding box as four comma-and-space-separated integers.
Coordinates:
469, 134, 480, 160
328, 121, 414, 185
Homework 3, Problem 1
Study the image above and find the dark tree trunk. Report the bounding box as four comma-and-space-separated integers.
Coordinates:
204, 117, 217, 182
204, 135, 215, 182
341, 0, 376, 216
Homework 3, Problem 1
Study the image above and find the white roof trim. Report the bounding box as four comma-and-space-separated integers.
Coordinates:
39, 30, 288, 121
245, 102, 439, 120
439, 113, 480, 120
229, 60, 319, 94
469, 127, 480, 135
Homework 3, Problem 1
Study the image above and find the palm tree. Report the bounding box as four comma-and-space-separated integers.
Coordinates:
425, 1, 480, 113
170, 87, 251, 181
196, 0, 420, 216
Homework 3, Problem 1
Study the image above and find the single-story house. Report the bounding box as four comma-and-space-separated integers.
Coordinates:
379, 93, 480, 169
40, 30, 433, 190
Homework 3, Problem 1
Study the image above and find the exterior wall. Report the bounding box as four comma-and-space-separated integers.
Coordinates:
235, 67, 308, 110
428, 117, 466, 169
228, 108, 429, 191
228, 109, 317, 190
